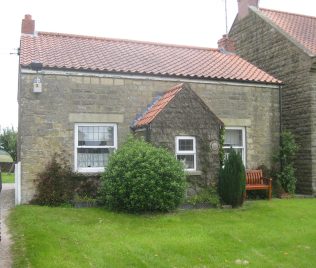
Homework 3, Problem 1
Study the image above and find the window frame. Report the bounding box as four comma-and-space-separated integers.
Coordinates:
223, 126, 246, 165
74, 123, 117, 173
175, 136, 196, 171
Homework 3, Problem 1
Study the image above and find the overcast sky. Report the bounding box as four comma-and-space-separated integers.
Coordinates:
0, 0, 314, 129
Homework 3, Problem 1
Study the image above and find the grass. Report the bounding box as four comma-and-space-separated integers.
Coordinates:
9, 199, 316, 268
2, 172, 14, 183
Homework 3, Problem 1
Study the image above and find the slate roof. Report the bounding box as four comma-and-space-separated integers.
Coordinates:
260, 8, 316, 56
135, 83, 184, 128
20, 31, 281, 84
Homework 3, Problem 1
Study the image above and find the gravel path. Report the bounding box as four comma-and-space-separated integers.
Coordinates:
0, 183, 15, 268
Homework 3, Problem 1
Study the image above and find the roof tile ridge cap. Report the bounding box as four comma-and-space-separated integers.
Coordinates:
37, 31, 218, 51
259, 7, 316, 20
166, 83, 184, 93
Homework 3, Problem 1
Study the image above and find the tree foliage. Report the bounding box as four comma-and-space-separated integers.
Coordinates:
275, 130, 298, 194
0, 126, 17, 162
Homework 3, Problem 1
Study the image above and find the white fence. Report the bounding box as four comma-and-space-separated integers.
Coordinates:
15, 162, 21, 205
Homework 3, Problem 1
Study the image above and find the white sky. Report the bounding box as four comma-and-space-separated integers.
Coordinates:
0, 0, 314, 129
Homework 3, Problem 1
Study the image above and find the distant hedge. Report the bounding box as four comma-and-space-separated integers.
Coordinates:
99, 138, 186, 213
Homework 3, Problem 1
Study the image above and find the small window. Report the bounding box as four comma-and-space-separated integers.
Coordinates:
223, 127, 246, 165
176, 136, 196, 171
75, 123, 117, 172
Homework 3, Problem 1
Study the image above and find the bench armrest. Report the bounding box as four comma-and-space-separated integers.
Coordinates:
263, 177, 272, 186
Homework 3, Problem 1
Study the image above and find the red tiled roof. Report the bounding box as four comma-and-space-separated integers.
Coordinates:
260, 8, 316, 56
20, 31, 281, 84
135, 83, 184, 128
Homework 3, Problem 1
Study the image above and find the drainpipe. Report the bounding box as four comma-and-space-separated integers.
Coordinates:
279, 84, 283, 134
145, 125, 151, 142
279, 84, 283, 171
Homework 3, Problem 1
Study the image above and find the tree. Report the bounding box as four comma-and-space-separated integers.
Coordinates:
0, 126, 17, 162
219, 149, 246, 208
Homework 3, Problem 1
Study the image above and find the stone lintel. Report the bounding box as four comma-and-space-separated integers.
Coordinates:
221, 118, 251, 127
68, 113, 124, 123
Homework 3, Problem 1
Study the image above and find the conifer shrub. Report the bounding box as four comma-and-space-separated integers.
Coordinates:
99, 138, 186, 213
219, 149, 246, 208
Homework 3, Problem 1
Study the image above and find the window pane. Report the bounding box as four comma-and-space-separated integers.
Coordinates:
224, 148, 243, 160
224, 129, 242, 147
78, 126, 114, 146
177, 155, 194, 169
178, 139, 193, 151
77, 148, 115, 168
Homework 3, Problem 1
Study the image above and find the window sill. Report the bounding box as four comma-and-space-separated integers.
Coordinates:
76, 168, 105, 173
185, 170, 202, 176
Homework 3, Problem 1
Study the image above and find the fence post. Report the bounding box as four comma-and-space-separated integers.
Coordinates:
15, 162, 21, 205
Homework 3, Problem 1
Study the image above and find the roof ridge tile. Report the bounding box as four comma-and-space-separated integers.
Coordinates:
37, 31, 218, 51
260, 7, 316, 20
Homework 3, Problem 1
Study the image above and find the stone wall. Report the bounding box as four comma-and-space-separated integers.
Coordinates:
18, 72, 279, 202
229, 9, 314, 194
148, 86, 223, 195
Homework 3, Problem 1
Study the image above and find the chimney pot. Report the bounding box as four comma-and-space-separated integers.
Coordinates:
238, 0, 259, 20
21, 14, 35, 34
218, 35, 235, 53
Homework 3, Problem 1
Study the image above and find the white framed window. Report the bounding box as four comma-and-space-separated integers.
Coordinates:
74, 123, 117, 173
223, 127, 246, 165
175, 136, 196, 171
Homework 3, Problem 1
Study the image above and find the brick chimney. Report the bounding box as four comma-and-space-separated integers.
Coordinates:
218, 35, 235, 53
21, 14, 35, 34
238, 0, 259, 20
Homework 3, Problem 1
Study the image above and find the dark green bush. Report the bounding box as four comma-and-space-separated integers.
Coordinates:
31, 154, 75, 206
277, 164, 296, 194
219, 149, 245, 208
31, 154, 101, 206
99, 138, 186, 213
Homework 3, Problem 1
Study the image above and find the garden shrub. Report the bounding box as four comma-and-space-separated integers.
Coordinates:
31, 154, 75, 206
219, 149, 245, 208
274, 130, 298, 195
186, 187, 220, 207
32, 154, 101, 206
99, 137, 186, 213
277, 164, 296, 194
75, 176, 101, 199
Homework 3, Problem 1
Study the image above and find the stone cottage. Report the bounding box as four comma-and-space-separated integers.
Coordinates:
18, 14, 281, 203
229, 0, 316, 195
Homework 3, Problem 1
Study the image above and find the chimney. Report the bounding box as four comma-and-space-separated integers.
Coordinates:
21, 14, 35, 34
238, 0, 259, 20
218, 35, 235, 53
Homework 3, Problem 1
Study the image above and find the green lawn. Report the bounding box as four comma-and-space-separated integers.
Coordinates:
9, 199, 316, 268
2, 172, 14, 183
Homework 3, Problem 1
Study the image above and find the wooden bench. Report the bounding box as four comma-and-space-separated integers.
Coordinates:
245, 169, 272, 200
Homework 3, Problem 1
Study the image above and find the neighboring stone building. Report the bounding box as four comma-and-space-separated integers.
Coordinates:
18, 14, 281, 203
132, 83, 224, 195
229, 0, 316, 195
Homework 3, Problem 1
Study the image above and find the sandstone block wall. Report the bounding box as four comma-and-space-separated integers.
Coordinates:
18, 73, 279, 202
230, 9, 315, 194
147, 86, 223, 196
